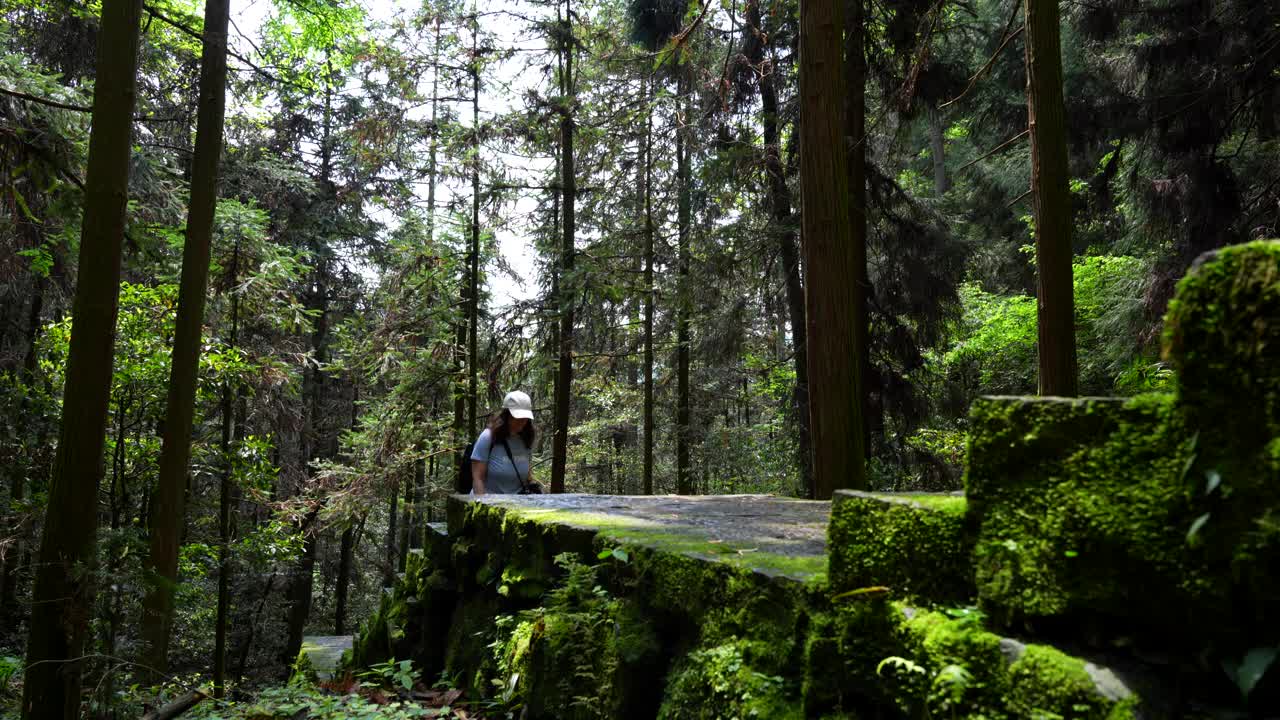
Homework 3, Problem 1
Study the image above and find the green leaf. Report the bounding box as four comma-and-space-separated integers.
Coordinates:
1186, 512, 1211, 546
1204, 469, 1222, 496
611, 548, 629, 563
1222, 646, 1279, 699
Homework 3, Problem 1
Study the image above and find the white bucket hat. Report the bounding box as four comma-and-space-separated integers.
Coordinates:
502, 390, 534, 420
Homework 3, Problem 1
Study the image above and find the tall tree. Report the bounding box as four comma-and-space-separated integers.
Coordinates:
844, 0, 871, 466
800, 0, 867, 499
550, 0, 577, 494
641, 68, 656, 496
674, 62, 693, 495
467, 6, 482, 435
20, 0, 144, 715
213, 236, 241, 698
745, 0, 812, 494
1024, 0, 1077, 396
141, 0, 232, 673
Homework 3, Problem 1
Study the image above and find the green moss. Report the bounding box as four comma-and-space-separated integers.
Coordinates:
1006, 645, 1111, 719
828, 491, 976, 605
659, 639, 803, 720
802, 600, 916, 716
966, 395, 1216, 629
1163, 240, 1280, 435
485, 557, 661, 719
906, 611, 1010, 713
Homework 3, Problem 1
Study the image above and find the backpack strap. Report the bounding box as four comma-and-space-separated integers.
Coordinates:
499, 438, 531, 492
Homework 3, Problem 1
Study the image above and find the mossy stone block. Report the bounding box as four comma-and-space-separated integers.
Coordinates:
900, 612, 1138, 718
965, 392, 1280, 654
494, 599, 660, 720
802, 600, 915, 716
1163, 239, 1280, 438
1005, 644, 1126, 720
827, 490, 975, 605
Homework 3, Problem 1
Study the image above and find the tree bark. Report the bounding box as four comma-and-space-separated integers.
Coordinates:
142, 0, 232, 672
929, 104, 949, 195
1, 276, 44, 618
213, 237, 241, 699
398, 464, 415, 570
1025, 0, 1078, 396
468, 12, 481, 435
334, 524, 354, 635
844, 0, 872, 473
675, 68, 693, 496
800, 0, 867, 500
384, 478, 399, 586
550, 0, 575, 495
642, 71, 656, 497
283, 512, 318, 667
751, 0, 812, 496
21, 0, 143, 715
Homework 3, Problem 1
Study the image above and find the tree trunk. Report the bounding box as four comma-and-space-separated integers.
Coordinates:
800, 0, 866, 500
675, 68, 693, 496
468, 13, 481, 435
334, 524, 354, 635
642, 71, 656, 497
929, 104, 949, 195
213, 238, 241, 699
398, 465, 415, 570
384, 480, 399, 587
753, 6, 812, 496
1025, 0, 1078, 396
550, 0, 575, 495
425, 17, 441, 243
1, 276, 44, 618
283, 512, 318, 667
844, 0, 872, 477
142, 0, 231, 672
21, 0, 144, 715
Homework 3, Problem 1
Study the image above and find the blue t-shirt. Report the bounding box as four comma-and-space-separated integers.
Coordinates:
470, 429, 532, 494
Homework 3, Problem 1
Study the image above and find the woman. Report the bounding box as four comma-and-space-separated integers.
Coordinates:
470, 390, 537, 495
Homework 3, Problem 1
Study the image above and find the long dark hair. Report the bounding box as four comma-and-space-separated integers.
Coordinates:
489, 408, 535, 448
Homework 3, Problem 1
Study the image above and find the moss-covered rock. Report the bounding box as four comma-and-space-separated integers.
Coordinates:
964, 244, 1280, 666
1005, 644, 1128, 720
966, 394, 1206, 633
491, 585, 660, 719
827, 491, 975, 605
802, 599, 916, 717
906, 610, 1010, 713
1163, 240, 1280, 439
352, 544, 456, 678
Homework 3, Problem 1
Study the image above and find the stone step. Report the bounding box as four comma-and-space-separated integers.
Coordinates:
299, 635, 353, 680
827, 490, 974, 605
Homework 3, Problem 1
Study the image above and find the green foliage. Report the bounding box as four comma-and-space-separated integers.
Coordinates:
659, 640, 799, 720
486, 553, 659, 719
188, 685, 436, 719
358, 658, 419, 691
0, 656, 20, 699
941, 256, 1151, 397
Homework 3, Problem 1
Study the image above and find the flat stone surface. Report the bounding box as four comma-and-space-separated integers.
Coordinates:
464, 493, 831, 581
301, 635, 353, 680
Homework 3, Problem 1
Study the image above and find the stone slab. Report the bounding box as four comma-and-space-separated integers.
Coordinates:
300, 635, 353, 680
448, 493, 831, 581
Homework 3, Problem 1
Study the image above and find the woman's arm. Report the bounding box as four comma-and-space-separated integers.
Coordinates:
471, 459, 488, 496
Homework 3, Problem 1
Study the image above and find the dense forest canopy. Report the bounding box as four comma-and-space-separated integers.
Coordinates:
0, 0, 1276, 714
